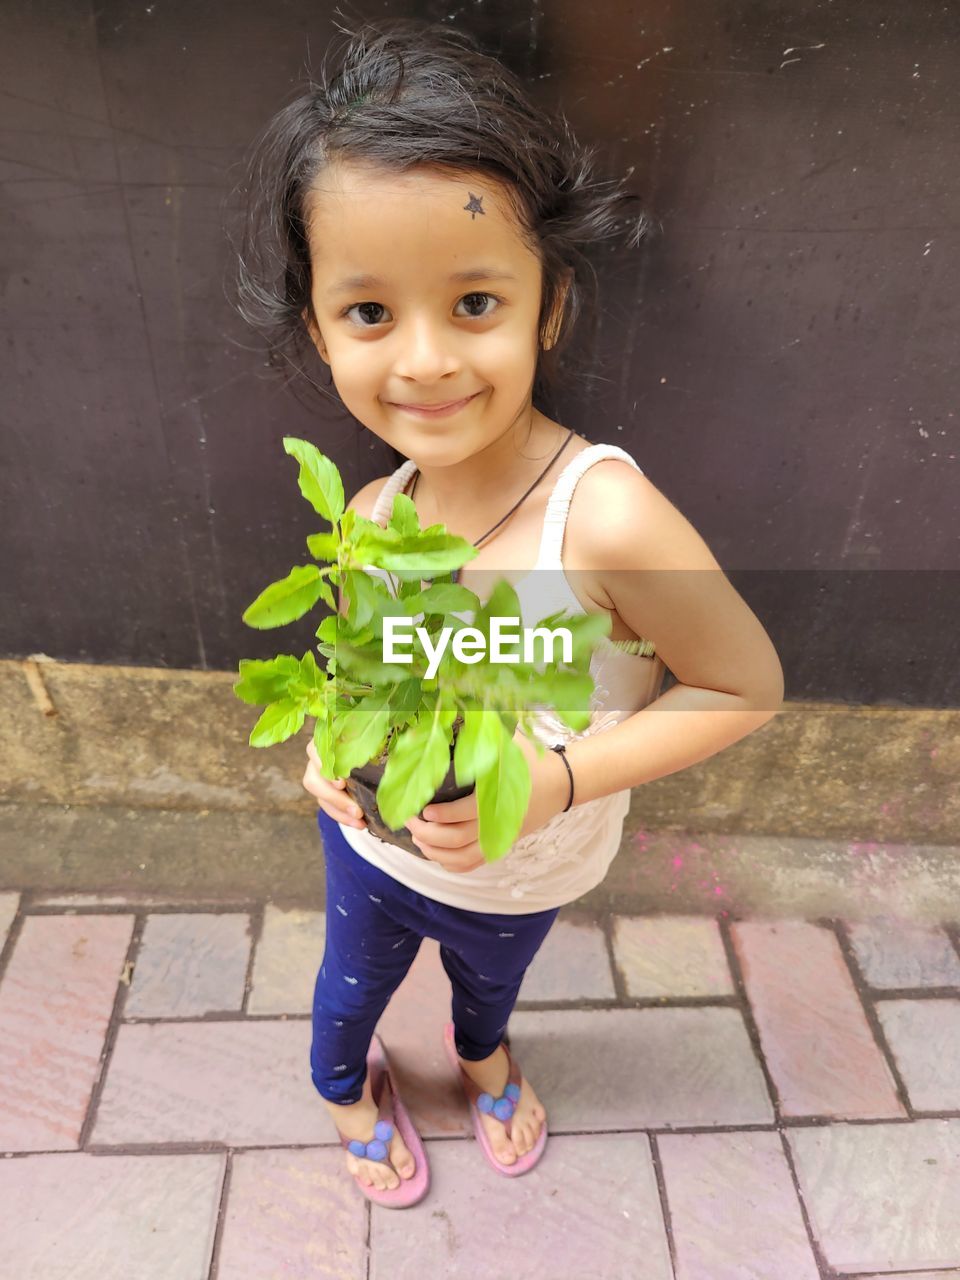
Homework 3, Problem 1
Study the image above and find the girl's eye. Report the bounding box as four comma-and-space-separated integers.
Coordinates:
340, 292, 502, 328
455, 292, 501, 319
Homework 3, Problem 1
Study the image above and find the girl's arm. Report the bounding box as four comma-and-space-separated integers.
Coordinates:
559, 460, 785, 806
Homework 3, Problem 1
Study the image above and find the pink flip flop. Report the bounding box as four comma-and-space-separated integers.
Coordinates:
442, 1021, 547, 1176
334, 1033, 430, 1208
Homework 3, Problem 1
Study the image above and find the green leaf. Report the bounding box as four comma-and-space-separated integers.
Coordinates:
453, 703, 502, 786
342, 568, 388, 630
312, 685, 338, 779
476, 721, 531, 861
353, 530, 477, 576
249, 698, 306, 747
306, 531, 339, 561
298, 649, 325, 693
517, 668, 596, 732
403, 582, 480, 616
233, 655, 301, 706
283, 438, 344, 523
242, 565, 327, 629
333, 639, 417, 687
392, 677, 422, 725
315, 615, 337, 644
333, 689, 393, 776
376, 703, 455, 831
388, 492, 420, 537
555, 609, 613, 661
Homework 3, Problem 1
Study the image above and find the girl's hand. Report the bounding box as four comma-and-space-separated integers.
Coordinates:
404, 730, 570, 874
303, 740, 367, 829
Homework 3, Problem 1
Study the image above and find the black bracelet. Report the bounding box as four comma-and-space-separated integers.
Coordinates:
550, 743, 574, 813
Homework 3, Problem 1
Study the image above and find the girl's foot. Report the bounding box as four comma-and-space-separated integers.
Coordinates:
323, 1078, 416, 1191
457, 1044, 546, 1165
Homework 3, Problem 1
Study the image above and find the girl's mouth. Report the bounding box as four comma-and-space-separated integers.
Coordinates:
390, 392, 481, 419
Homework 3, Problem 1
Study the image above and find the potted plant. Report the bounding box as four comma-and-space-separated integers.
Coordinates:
234, 438, 610, 862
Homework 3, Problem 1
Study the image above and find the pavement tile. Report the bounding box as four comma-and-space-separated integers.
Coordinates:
612, 914, 735, 998
0, 913, 134, 1152
32, 893, 242, 909
787, 1118, 960, 1272
217, 1147, 366, 1279
370, 1134, 672, 1280
518, 917, 616, 1001
505, 1007, 773, 1130
875, 999, 960, 1111
0, 892, 18, 949
375, 937, 471, 1138
125, 913, 251, 1017
0, 1151, 224, 1279
92, 1020, 331, 1147
731, 920, 905, 1119
247, 904, 325, 1015
658, 1129, 819, 1280
846, 917, 960, 989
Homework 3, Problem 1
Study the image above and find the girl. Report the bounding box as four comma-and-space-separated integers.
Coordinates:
236, 17, 784, 1209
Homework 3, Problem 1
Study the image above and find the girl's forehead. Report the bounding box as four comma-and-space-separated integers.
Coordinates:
306, 162, 539, 280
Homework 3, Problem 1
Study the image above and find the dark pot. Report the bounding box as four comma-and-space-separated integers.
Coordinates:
344, 750, 475, 858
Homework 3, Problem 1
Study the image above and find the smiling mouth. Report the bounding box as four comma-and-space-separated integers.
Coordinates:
396, 394, 477, 408
390, 392, 481, 416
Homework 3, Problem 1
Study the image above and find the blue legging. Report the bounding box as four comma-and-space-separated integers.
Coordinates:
311, 809, 560, 1105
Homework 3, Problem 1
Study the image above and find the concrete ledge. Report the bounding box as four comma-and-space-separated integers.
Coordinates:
2, 802, 958, 923
3, 658, 957, 844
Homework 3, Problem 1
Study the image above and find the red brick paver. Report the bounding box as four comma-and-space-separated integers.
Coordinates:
0, 914, 133, 1151
731, 919, 906, 1119
658, 1130, 820, 1279
2, 900, 958, 1274
216, 1148, 366, 1279
0, 1152, 224, 1280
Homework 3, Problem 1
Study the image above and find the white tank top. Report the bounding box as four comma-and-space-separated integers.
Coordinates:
336, 443, 667, 913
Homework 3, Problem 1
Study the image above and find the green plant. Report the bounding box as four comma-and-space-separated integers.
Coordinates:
234, 438, 610, 861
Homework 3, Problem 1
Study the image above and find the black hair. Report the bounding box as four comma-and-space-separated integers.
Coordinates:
232, 14, 652, 458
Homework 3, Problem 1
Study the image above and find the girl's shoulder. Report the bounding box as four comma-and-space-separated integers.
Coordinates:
346, 474, 395, 521
565, 449, 722, 573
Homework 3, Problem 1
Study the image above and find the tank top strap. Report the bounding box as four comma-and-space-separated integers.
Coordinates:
371, 459, 419, 526
534, 443, 644, 570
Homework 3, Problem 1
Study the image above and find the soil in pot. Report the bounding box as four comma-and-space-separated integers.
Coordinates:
344, 753, 475, 858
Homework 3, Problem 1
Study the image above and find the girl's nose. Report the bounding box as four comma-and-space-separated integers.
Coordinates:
391, 316, 461, 382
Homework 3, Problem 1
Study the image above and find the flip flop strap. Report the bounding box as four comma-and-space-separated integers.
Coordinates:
336, 1057, 401, 1170
458, 1041, 523, 1140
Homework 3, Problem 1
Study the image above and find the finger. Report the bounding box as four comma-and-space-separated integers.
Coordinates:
419, 795, 476, 823
302, 769, 361, 818
417, 843, 483, 872
305, 741, 348, 788
319, 800, 367, 828
407, 817, 477, 849
306, 757, 346, 792
411, 828, 477, 857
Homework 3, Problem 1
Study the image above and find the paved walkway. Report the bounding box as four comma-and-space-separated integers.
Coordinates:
0, 888, 959, 1278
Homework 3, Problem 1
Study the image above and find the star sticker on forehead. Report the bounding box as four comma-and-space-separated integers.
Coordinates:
463, 192, 485, 219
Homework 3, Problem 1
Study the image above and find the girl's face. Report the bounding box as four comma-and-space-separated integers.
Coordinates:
303, 160, 556, 465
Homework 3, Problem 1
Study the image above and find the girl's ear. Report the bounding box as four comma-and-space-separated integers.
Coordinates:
301, 306, 330, 364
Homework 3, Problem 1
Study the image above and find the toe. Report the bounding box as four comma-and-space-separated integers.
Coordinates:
493, 1134, 517, 1164
391, 1136, 416, 1180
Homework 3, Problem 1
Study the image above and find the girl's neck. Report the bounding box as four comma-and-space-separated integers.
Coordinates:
407, 409, 571, 537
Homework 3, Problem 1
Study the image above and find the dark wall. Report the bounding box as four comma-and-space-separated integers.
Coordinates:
1, 2, 957, 705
